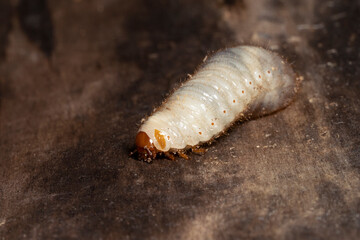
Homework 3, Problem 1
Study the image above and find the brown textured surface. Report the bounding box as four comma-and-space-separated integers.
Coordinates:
0, 0, 359, 239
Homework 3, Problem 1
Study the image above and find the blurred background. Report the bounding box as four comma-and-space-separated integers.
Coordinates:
0, 0, 359, 239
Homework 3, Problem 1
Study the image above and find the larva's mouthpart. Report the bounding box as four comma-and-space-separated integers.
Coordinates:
135, 131, 157, 161
135, 45, 300, 162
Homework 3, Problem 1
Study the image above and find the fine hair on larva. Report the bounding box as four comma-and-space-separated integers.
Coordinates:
135, 45, 300, 162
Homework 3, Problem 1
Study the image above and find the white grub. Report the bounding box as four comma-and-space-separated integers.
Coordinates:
138, 46, 299, 152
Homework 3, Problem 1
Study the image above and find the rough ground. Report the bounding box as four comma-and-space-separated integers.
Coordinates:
0, 0, 359, 239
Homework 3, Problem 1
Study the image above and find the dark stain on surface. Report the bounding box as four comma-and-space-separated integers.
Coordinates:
309, 0, 360, 172
285, 226, 322, 240
309, 0, 359, 90
117, 0, 235, 89
317, 181, 345, 209
0, 74, 14, 114
18, 0, 54, 57
8, 124, 215, 238
223, 0, 245, 7
267, 0, 285, 9
316, 180, 359, 236
0, 0, 12, 61
310, 0, 359, 77
30, 145, 119, 195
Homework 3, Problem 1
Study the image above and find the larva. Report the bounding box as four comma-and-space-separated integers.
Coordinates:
135, 46, 299, 162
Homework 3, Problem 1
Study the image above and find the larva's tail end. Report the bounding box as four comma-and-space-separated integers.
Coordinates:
135, 131, 158, 162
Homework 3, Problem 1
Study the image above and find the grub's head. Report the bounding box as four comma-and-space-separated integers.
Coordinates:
135, 131, 158, 162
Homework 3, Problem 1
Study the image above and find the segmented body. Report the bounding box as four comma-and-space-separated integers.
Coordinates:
136, 46, 298, 159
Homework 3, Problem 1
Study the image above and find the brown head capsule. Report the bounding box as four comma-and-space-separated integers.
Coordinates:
135, 131, 157, 162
